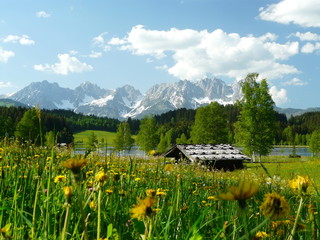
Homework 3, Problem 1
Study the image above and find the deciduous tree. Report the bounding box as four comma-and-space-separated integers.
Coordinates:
190, 102, 228, 144
136, 115, 159, 153
114, 122, 135, 152
234, 73, 275, 161
15, 108, 41, 144
309, 130, 320, 157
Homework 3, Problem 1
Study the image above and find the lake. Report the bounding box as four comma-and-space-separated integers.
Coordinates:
269, 147, 311, 157
74, 145, 312, 157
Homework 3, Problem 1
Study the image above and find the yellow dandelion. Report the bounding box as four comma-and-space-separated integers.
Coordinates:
207, 196, 218, 201
219, 179, 259, 202
63, 186, 73, 202
87, 180, 93, 188
0, 223, 11, 234
0, 148, 4, 154
289, 175, 310, 194
260, 193, 290, 219
86, 170, 94, 178
106, 189, 113, 195
255, 231, 269, 238
61, 158, 87, 175
95, 171, 108, 183
135, 177, 141, 181
164, 164, 173, 171
146, 189, 157, 197
156, 191, 166, 196
130, 197, 155, 220
89, 201, 96, 209
54, 175, 66, 183
148, 150, 156, 156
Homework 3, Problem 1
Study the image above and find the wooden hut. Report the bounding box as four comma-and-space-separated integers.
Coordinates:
164, 144, 250, 171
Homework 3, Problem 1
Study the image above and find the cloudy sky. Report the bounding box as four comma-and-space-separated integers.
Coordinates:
1, 0, 319, 108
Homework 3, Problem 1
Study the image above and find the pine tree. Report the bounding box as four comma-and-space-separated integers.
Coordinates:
190, 102, 228, 144
234, 73, 275, 161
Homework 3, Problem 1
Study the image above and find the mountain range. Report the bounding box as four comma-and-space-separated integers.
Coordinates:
2, 79, 319, 119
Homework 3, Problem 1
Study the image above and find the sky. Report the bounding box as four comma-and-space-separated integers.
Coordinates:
0, 0, 320, 109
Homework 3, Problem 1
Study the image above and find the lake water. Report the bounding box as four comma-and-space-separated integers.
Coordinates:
74, 146, 312, 157
269, 147, 311, 157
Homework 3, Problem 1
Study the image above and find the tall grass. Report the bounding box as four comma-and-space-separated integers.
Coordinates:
0, 140, 320, 239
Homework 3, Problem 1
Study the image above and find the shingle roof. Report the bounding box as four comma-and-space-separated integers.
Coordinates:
165, 144, 251, 162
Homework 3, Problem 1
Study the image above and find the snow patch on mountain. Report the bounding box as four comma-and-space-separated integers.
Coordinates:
55, 100, 74, 109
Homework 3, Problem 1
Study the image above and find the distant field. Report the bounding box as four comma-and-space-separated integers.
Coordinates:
73, 130, 136, 147
74, 130, 118, 146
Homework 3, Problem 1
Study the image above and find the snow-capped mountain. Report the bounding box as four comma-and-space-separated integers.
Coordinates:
125, 78, 239, 118
6, 78, 242, 119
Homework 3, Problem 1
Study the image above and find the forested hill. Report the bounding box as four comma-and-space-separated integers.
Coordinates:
0, 105, 320, 146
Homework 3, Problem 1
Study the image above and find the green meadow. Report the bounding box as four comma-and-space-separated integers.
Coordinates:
1, 140, 320, 239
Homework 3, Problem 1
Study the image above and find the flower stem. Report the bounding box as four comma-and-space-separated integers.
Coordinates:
61, 204, 70, 240
287, 197, 304, 240
97, 186, 101, 240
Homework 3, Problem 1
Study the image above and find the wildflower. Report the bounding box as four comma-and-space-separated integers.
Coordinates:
61, 158, 87, 175
219, 179, 258, 208
156, 191, 166, 196
146, 189, 157, 197
63, 186, 73, 202
118, 189, 126, 196
95, 170, 108, 184
89, 201, 96, 209
86, 170, 93, 178
0, 148, 3, 154
135, 177, 141, 181
255, 231, 269, 238
164, 164, 173, 171
207, 196, 218, 201
130, 197, 155, 220
260, 193, 290, 219
0, 223, 11, 235
87, 180, 93, 188
148, 150, 155, 156
54, 175, 66, 183
106, 189, 113, 195
289, 175, 310, 194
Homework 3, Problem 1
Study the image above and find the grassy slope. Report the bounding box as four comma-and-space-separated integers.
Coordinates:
74, 130, 117, 146
73, 130, 137, 147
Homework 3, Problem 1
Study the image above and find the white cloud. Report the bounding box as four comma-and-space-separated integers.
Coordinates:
292, 32, 320, 41
108, 37, 127, 45
36, 11, 51, 18
259, 0, 320, 27
3, 35, 35, 45
88, 51, 102, 58
0, 82, 12, 88
269, 86, 288, 105
108, 25, 300, 81
34, 53, 93, 75
0, 48, 15, 63
301, 42, 320, 53
92, 32, 111, 51
155, 65, 169, 70
283, 77, 307, 86
69, 50, 78, 55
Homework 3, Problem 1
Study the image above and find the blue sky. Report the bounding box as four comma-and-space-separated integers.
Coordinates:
0, 0, 320, 109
